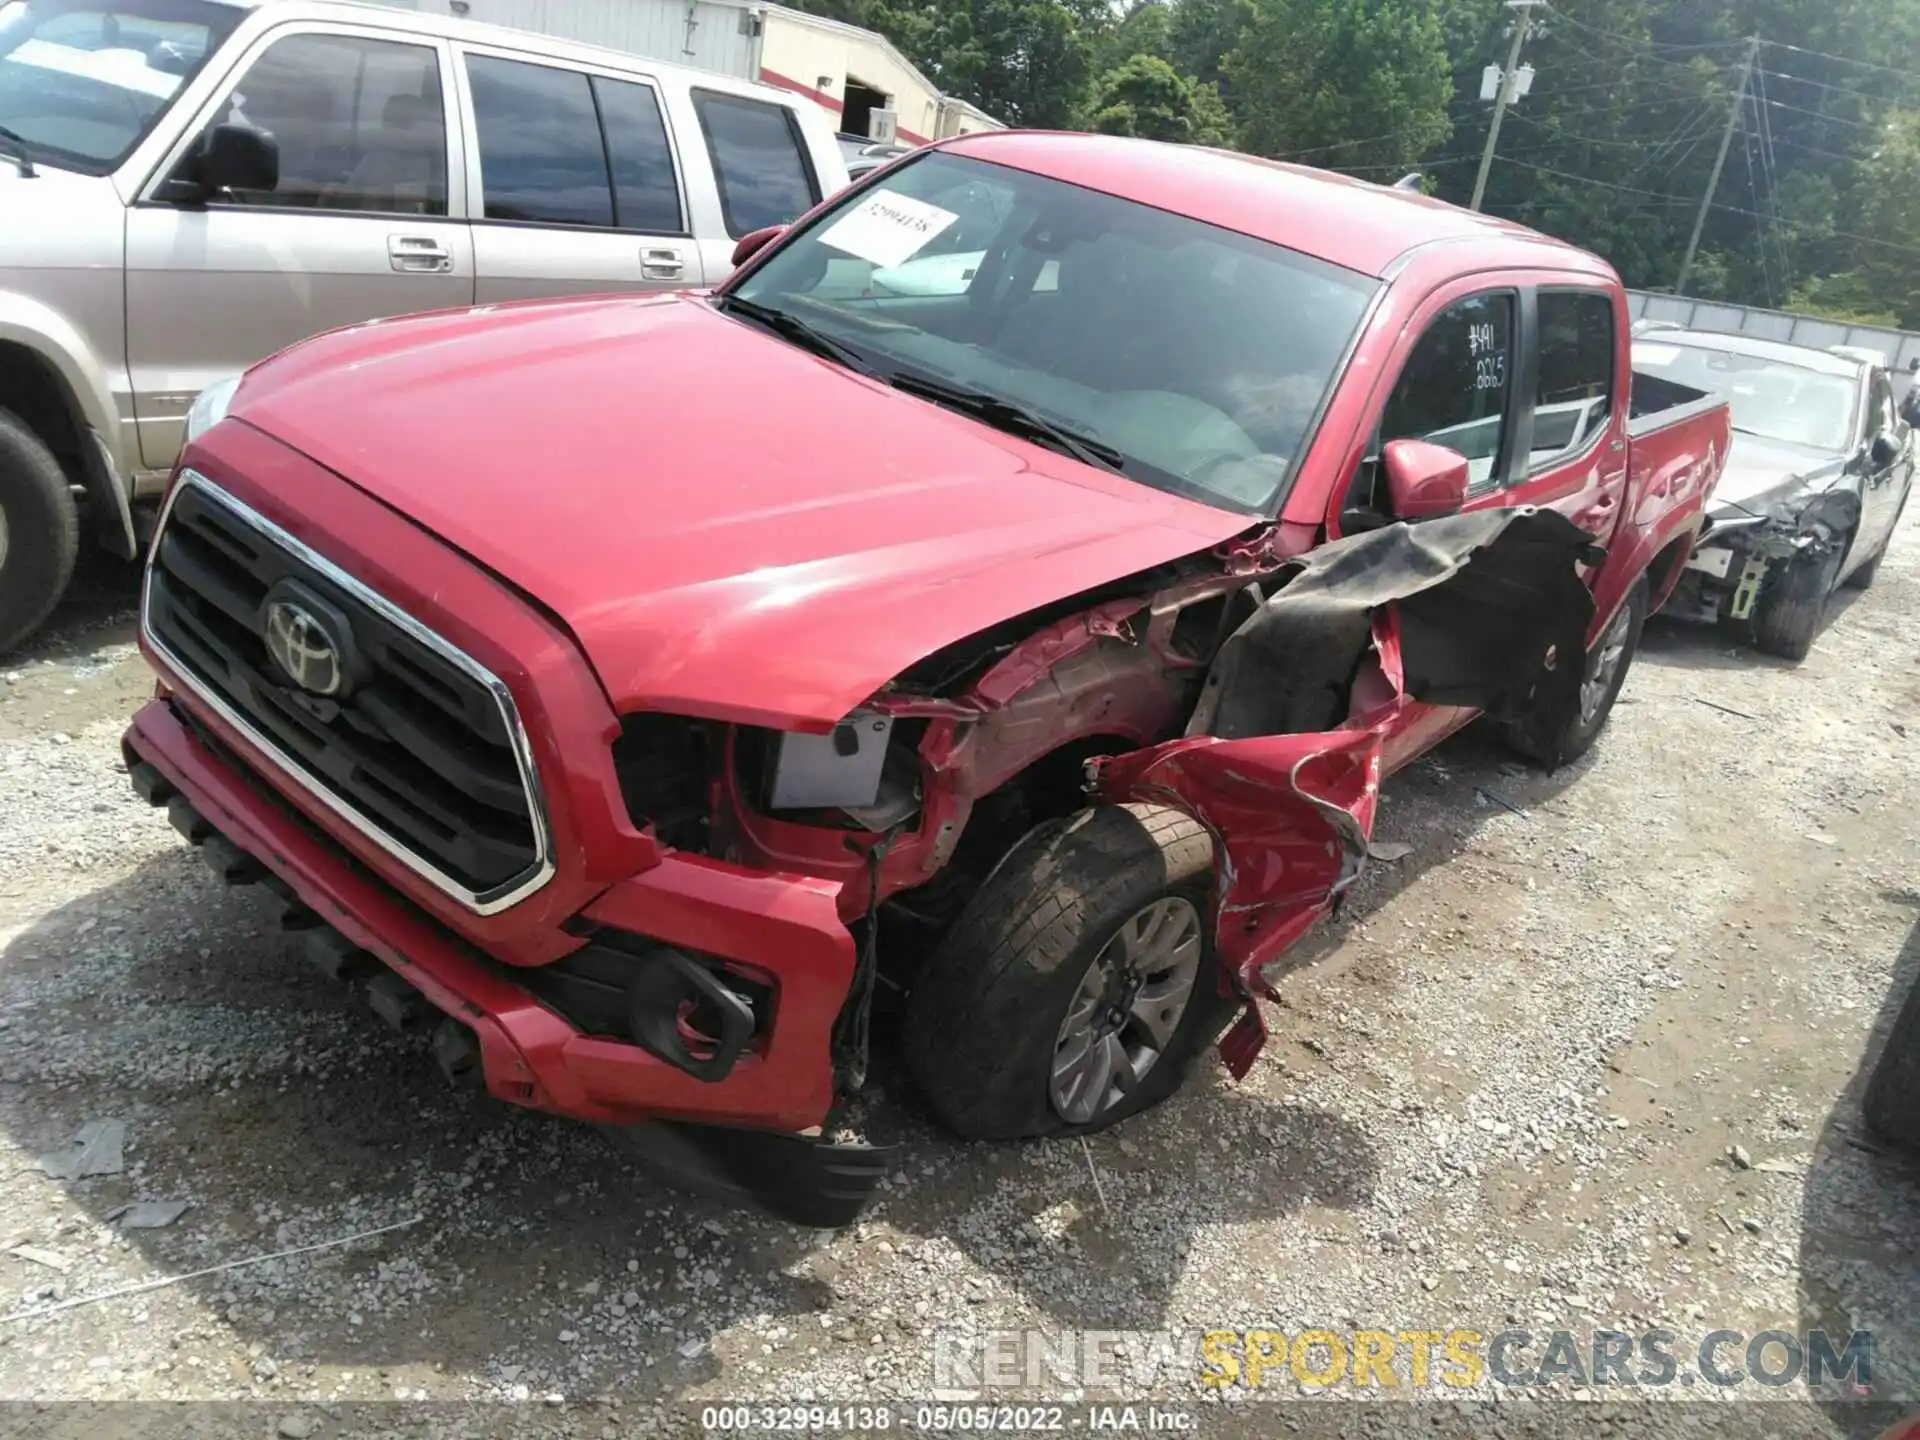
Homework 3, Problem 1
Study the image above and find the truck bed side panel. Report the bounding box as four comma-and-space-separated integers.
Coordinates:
1589, 378, 1731, 628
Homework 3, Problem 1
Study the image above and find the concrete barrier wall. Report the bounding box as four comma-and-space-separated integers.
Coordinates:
1627, 291, 1920, 374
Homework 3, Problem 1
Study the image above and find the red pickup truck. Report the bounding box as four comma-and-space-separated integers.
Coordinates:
123, 133, 1728, 1224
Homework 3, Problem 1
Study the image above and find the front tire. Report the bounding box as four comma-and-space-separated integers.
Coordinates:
903, 804, 1237, 1142
1753, 545, 1842, 661
1503, 576, 1646, 768
0, 409, 80, 656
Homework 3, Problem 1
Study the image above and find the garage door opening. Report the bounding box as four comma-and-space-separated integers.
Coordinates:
841, 78, 889, 140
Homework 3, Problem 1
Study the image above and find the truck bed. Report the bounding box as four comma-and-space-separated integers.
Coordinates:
1627, 369, 1723, 438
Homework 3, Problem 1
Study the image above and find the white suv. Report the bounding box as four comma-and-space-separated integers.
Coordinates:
0, 0, 848, 651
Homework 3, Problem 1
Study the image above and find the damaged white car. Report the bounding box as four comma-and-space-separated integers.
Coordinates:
1647, 332, 1915, 660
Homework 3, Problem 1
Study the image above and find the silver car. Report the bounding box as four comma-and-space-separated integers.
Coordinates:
0, 0, 848, 652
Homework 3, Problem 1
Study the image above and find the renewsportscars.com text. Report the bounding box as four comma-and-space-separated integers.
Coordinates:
932, 1326, 1875, 1397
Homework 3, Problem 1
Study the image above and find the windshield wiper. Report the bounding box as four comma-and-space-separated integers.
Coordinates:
715, 294, 878, 376
0, 124, 37, 177
885, 369, 1129, 476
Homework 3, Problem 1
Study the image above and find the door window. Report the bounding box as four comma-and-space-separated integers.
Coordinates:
467, 55, 610, 227
1531, 290, 1614, 467
692, 89, 818, 238
465, 57, 684, 233
1379, 292, 1516, 490
1866, 370, 1896, 441
204, 32, 447, 214
595, 73, 682, 233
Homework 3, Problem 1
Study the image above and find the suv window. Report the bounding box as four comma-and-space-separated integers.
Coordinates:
467, 55, 610, 227
692, 89, 817, 237
595, 74, 682, 233
207, 32, 446, 214
1532, 290, 1614, 466
1380, 293, 1516, 489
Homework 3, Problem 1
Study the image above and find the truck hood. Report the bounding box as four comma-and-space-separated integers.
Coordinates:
1709, 433, 1849, 520
229, 294, 1253, 729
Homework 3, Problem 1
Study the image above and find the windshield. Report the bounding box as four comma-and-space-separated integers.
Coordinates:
0, 0, 239, 174
725, 150, 1378, 514
1632, 339, 1858, 452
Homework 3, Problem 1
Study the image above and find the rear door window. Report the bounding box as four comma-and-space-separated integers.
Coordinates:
692, 89, 818, 237
1380, 292, 1517, 491
594, 74, 682, 233
1531, 290, 1614, 467
466, 54, 611, 227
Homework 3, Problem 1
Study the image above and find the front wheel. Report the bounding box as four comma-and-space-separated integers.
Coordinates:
0, 409, 81, 656
1502, 576, 1646, 768
1753, 544, 1842, 661
903, 804, 1238, 1142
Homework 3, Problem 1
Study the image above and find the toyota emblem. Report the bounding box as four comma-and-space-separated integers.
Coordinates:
263, 596, 345, 696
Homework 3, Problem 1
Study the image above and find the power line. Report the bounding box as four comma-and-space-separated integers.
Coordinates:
1755, 67, 1883, 103
1766, 135, 1870, 167
1739, 108, 1778, 305
1757, 96, 1885, 131
1759, 39, 1920, 89
1536, 5, 1748, 57
1489, 154, 1920, 260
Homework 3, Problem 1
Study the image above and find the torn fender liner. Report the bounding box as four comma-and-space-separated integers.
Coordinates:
1097, 508, 1596, 1077
1188, 508, 1597, 741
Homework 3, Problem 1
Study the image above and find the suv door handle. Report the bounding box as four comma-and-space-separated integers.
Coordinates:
388, 235, 452, 273
641, 246, 685, 281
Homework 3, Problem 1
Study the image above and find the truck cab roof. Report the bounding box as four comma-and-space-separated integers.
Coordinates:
936, 130, 1608, 282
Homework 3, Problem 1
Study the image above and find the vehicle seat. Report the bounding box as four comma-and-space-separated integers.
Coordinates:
323, 93, 441, 214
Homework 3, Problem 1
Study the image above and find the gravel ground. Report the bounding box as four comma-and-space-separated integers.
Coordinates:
0, 524, 1916, 1440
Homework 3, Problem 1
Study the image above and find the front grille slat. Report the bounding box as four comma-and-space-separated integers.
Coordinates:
143, 474, 551, 911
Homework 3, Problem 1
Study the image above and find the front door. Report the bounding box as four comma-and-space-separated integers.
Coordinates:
125, 24, 474, 471
1355, 284, 1525, 769
457, 50, 704, 303
1495, 286, 1629, 549
1853, 367, 1909, 571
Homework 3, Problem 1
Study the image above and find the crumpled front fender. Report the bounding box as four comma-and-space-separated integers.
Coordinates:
1091, 507, 1596, 1078
1093, 730, 1382, 1077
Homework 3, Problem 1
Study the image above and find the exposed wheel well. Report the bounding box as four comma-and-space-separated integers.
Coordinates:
883, 733, 1140, 935
1644, 532, 1696, 611
0, 342, 86, 484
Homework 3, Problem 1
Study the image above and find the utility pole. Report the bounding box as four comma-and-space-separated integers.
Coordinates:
1676, 36, 1760, 296
1469, 0, 1542, 212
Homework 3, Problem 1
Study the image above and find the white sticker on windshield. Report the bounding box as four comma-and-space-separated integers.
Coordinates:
816, 190, 961, 269
1633, 343, 1681, 366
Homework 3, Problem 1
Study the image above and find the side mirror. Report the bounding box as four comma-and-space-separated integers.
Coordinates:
730, 225, 784, 268
170, 123, 278, 199
1382, 438, 1471, 520
1870, 432, 1901, 469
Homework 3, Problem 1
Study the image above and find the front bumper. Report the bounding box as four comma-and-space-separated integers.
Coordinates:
124, 694, 856, 1137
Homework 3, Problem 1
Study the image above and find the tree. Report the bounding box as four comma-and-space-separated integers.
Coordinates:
919, 0, 1110, 130
1091, 0, 1175, 76
1089, 53, 1232, 143
1853, 111, 1920, 329
1225, 0, 1453, 172
1165, 0, 1256, 93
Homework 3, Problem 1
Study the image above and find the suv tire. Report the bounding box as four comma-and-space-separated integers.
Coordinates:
0, 409, 80, 656
904, 804, 1237, 1142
